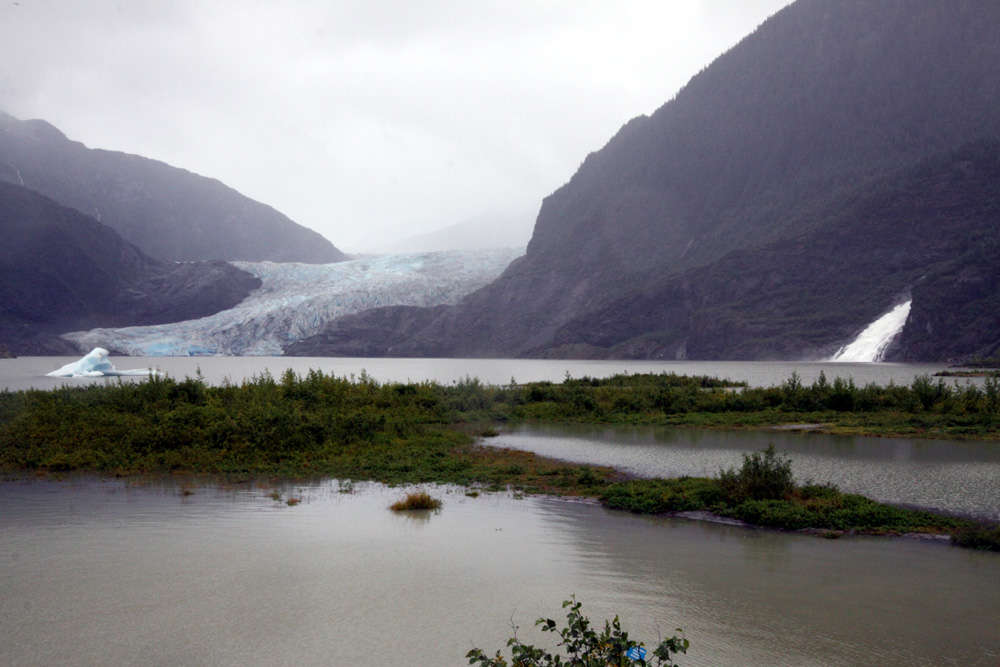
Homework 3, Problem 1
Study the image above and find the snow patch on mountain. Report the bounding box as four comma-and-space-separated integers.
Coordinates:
63, 248, 523, 356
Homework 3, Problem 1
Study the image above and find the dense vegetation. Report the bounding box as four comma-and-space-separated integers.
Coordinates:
600, 445, 966, 538
1, 370, 998, 550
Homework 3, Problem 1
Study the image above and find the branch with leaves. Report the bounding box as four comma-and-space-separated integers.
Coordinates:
467, 597, 688, 667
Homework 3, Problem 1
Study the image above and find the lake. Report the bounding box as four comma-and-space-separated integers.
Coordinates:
492, 422, 1000, 521
1, 478, 998, 667
0, 354, 957, 393
1, 357, 998, 665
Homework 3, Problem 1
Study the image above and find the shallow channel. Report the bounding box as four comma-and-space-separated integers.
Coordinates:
492, 423, 1000, 521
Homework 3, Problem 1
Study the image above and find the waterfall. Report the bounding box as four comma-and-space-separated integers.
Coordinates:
831, 300, 912, 362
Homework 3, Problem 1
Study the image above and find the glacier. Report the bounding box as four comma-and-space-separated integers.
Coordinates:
830, 300, 912, 362
62, 248, 524, 356
46, 347, 161, 377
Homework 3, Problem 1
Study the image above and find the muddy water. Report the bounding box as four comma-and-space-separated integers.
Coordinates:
1, 478, 997, 666
493, 423, 1000, 521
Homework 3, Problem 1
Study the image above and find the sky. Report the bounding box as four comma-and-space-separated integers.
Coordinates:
0, 0, 792, 253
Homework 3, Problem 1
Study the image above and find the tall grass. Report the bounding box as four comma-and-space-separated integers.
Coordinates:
390, 490, 442, 511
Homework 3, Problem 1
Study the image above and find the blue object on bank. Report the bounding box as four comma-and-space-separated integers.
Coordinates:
627, 645, 646, 660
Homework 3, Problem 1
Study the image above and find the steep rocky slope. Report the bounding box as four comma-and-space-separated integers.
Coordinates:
0, 182, 261, 354
297, 0, 1000, 361
0, 112, 346, 264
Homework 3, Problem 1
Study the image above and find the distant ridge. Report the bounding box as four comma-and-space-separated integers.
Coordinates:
0, 181, 261, 354
0, 111, 347, 264
293, 0, 1000, 361
368, 212, 534, 254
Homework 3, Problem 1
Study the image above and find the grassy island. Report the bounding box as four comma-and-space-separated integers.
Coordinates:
1, 369, 997, 550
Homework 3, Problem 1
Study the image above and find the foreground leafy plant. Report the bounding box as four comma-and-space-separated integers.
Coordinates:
467, 597, 688, 666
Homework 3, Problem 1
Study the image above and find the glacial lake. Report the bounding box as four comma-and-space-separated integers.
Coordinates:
493, 423, 1000, 521
1, 478, 998, 667
1, 357, 998, 665
0, 354, 958, 392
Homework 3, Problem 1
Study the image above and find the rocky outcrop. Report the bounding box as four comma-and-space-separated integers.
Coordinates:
0, 112, 347, 264
297, 0, 1000, 361
285, 305, 450, 357
0, 181, 260, 354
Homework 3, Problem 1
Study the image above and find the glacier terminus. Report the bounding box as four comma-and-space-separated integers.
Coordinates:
62, 249, 523, 356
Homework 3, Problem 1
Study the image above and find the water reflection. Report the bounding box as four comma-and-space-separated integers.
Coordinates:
493, 423, 1000, 520
2, 478, 996, 667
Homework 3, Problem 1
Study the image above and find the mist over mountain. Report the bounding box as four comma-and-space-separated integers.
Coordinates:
0, 181, 261, 354
368, 212, 535, 254
0, 112, 346, 264
297, 0, 1000, 361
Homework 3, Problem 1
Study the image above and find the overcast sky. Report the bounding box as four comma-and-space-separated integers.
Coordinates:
0, 0, 791, 253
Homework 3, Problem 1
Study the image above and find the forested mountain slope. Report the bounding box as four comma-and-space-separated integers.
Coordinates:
300, 0, 1000, 361
0, 112, 346, 264
0, 182, 261, 354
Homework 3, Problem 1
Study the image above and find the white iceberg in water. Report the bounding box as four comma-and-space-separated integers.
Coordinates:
46, 348, 159, 378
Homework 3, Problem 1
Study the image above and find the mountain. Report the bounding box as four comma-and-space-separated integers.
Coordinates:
0, 112, 346, 264
368, 212, 535, 254
293, 0, 1000, 361
0, 181, 261, 354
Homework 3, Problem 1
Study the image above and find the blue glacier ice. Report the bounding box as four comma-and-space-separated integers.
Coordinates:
46, 348, 160, 377
62, 248, 524, 356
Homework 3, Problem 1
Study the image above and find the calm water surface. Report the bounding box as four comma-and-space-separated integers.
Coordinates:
2, 358, 997, 665
0, 356, 954, 392
1, 478, 997, 667
494, 423, 1000, 521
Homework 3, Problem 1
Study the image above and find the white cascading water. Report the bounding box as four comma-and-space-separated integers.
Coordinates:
830, 300, 912, 362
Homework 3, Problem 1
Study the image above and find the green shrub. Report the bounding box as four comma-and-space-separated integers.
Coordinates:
729, 499, 814, 530
601, 477, 723, 514
950, 524, 1000, 551
718, 444, 795, 503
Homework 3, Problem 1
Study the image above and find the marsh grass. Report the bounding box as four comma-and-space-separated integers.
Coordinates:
601, 450, 968, 536
951, 524, 1000, 551
1, 369, 997, 547
390, 490, 442, 511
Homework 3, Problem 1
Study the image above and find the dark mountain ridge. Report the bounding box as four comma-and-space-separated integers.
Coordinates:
290, 0, 1000, 361
0, 181, 261, 354
0, 111, 347, 264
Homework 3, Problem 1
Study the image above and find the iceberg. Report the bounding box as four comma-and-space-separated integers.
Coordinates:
62, 248, 524, 356
46, 348, 160, 378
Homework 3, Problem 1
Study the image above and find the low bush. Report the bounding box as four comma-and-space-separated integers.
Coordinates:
951, 524, 1000, 551
717, 444, 794, 503
389, 490, 442, 511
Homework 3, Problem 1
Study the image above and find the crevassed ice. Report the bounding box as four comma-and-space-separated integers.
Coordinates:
62, 248, 524, 356
831, 300, 912, 362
